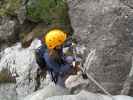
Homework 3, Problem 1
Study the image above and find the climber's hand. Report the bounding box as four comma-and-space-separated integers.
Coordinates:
71, 61, 81, 75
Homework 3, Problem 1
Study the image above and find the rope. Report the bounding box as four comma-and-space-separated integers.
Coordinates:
72, 46, 115, 100
86, 73, 112, 96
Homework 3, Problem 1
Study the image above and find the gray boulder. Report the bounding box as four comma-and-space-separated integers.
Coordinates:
23, 85, 70, 100
67, 0, 133, 95
46, 90, 133, 100
0, 39, 52, 99
0, 83, 16, 100
0, 17, 18, 50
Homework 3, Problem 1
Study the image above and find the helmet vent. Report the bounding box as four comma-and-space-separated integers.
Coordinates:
58, 40, 62, 42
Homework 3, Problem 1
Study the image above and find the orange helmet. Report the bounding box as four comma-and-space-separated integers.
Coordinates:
44, 29, 67, 49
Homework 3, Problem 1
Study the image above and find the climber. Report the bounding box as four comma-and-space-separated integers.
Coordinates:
35, 29, 81, 87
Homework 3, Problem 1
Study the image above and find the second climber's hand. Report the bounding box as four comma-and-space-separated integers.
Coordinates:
72, 61, 88, 79
71, 61, 81, 75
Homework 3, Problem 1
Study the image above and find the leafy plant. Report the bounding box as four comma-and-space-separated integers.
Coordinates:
26, 0, 68, 24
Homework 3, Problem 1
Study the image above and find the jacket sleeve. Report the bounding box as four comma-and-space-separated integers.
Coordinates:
35, 45, 47, 70
43, 52, 72, 75
59, 63, 71, 75
43, 52, 61, 73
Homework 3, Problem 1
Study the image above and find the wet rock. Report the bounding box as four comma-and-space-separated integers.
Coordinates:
67, 0, 133, 95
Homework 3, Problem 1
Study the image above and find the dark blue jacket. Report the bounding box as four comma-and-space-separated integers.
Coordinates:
36, 44, 71, 76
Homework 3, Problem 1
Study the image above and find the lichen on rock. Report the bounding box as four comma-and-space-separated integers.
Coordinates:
0, 0, 21, 16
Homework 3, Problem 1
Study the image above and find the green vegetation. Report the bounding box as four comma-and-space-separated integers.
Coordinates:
26, 0, 68, 24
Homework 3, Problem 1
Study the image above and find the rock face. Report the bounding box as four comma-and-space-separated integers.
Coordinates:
46, 90, 133, 100
67, 0, 133, 95
0, 83, 16, 100
0, 39, 49, 99
0, 17, 19, 50
23, 89, 133, 100
23, 85, 70, 100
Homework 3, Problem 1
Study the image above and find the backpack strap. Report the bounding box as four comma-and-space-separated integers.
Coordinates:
50, 71, 58, 83
35, 45, 47, 70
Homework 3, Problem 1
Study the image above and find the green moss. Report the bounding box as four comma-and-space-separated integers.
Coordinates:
0, 0, 21, 16
26, 0, 69, 24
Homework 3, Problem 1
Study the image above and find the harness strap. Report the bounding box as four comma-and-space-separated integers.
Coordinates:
50, 71, 58, 83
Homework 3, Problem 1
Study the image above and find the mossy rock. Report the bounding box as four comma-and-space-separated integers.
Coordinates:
0, 0, 21, 16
